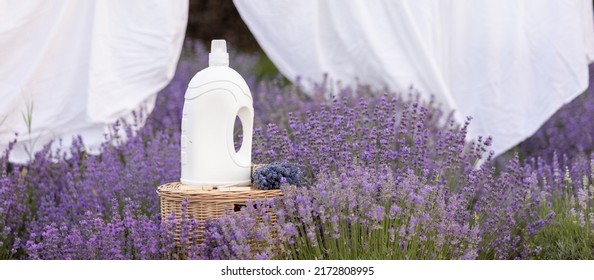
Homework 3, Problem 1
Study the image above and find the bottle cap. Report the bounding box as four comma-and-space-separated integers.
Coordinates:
209, 39, 229, 66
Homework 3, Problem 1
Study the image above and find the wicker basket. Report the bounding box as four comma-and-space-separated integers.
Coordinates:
157, 182, 283, 244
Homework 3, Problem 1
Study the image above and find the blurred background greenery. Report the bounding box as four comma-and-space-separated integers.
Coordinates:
187, 0, 259, 51
186, 0, 279, 80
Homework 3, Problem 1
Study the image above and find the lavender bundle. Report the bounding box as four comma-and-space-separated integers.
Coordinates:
252, 163, 305, 190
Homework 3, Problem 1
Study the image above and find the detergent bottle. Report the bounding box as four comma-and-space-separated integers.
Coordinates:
180, 40, 253, 186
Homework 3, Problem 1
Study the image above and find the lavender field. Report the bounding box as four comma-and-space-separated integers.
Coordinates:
1, 42, 594, 260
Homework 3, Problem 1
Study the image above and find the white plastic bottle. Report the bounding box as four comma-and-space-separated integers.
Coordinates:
180, 40, 254, 186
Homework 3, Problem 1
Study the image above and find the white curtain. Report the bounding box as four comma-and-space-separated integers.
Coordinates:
234, 0, 594, 156
0, 0, 188, 162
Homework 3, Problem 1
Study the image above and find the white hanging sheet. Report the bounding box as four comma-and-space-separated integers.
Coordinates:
234, 0, 594, 157
0, 0, 188, 163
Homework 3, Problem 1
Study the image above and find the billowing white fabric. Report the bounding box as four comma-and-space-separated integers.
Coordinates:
0, 0, 188, 163
234, 0, 594, 156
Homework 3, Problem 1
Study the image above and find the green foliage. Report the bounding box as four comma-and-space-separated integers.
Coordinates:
253, 55, 282, 81
530, 195, 594, 259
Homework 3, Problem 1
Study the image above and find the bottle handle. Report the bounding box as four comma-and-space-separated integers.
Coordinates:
232, 106, 253, 167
